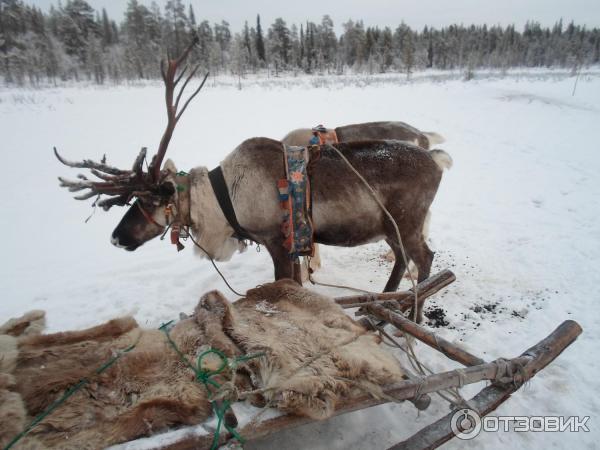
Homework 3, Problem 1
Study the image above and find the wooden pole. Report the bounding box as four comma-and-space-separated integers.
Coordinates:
390, 320, 583, 450
159, 320, 581, 450
390, 383, 516, 450
402, 369, 432, 411
334, 269, 455, 310
159, 356, 530, 450
366, 302, 486, 367
518, 320, 582, 378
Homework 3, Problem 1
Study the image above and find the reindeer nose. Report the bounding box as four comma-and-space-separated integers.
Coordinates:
111, 233, 140, 251
111, 234, 124, 248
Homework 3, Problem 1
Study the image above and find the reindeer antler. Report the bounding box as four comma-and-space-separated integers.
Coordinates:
149, 36, 208, 182
55, 37, 208, 210
54, 146, 149, 209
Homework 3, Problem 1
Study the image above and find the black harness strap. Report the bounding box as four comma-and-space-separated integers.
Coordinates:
208, 166, 252, 241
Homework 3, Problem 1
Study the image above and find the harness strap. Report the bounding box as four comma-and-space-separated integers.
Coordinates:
208, 166, 252, 241
136, 172, 191, 252
137, 201, 165, 228
317, 129, 339, 145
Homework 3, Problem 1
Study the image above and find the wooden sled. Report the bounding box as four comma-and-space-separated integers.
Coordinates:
118, 270, 582, 450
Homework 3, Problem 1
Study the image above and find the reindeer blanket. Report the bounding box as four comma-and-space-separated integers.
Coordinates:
0, 280, 404, 449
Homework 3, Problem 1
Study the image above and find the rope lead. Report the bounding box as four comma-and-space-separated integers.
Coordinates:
159, 321, 264, 450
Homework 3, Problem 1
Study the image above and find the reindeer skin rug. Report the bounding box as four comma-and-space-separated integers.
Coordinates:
0, 280, 404, 449
196, 280, 405, 419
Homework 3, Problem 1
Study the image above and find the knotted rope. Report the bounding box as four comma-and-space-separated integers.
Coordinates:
493, 357, 527, 387
369, 318, 470, 408
159, 320, 264, 450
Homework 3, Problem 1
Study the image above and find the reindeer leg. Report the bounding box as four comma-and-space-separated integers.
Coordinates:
264, 240, 295, 282
292, 260, 303, 285
383, 239, 407, 293
405, 236, 435, 323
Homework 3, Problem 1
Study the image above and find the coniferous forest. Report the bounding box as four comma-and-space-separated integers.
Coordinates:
1, 0, 599, 86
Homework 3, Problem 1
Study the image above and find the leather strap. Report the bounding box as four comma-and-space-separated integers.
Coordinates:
208, 166, 252, 241
137, 201, 165, 228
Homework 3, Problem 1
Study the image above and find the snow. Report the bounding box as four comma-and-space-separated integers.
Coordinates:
1, 70, 599, 449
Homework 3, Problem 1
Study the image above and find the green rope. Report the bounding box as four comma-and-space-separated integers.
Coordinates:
159, 321, 264, 450
3, 340, 138, 450
176, 170, 189, 192
3, 320, 261, 450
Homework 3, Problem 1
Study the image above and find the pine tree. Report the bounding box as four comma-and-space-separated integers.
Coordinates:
319, 15, 336, 70
123, 0, 161, 79
164, 0, 187, 56
255, 14, 265, 62
395, 23, 414, 78
214, 20, 231, 71
289, 24, 300, 70
100, 8, 112, 46
380, 27, 393, 72
86, 33, 105, 83
197, 20, 213, 69
268, 17, 291, 68
59, 0, 99, 63
306, 21, 317, 72
243, 21, 252, 57
299, 24, 305, 66
231, 32, 249, 87
188, 4, 196, 27
341, 20, 366, 69
1, 3, 600, 86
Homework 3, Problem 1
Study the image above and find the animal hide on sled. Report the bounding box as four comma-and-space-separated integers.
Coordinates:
0, 313, 216, 450
0, 280, 404, 449
197, 280, 405, 419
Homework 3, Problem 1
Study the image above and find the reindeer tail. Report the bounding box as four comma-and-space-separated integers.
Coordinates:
423, 131, 446, 147
429, 149, 453, 170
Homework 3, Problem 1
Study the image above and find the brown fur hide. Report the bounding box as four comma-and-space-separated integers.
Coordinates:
196, 280, 405, 420
1, 281, 404, 449
0, 315, 213, 449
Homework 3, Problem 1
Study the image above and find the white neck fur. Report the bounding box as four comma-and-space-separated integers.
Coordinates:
187, 167, 247, 261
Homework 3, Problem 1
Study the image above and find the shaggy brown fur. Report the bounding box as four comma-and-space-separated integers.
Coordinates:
1, 281, 405, 448
195, 280, 405, 420
0, 310, 45, 338
0, 314, 213, 450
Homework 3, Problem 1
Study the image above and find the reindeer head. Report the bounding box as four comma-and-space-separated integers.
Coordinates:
110, 159, 180, 251
56, 38, 207, 251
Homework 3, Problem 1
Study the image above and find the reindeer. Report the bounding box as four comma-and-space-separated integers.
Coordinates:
55, 40, 451, 322
282, 123, 445, 149
282, 123, 450, 278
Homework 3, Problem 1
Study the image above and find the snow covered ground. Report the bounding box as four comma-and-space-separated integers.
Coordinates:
1, 69, 599, 449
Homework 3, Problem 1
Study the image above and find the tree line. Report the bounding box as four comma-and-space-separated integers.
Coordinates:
1, 0, 599, 86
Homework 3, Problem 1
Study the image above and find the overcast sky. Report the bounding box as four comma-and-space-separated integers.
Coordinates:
31, 0, 600, 33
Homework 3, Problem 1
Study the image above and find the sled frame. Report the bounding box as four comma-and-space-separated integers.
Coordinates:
128, 270, 581, 450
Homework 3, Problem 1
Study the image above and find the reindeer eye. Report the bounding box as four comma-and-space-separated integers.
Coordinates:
159, 182, 176, 196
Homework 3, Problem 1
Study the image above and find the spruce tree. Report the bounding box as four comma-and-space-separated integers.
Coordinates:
101, 8, 113, 46
255, 14, 265, 61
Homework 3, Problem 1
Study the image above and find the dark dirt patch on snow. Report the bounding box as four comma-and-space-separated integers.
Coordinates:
424, 306, 450, 328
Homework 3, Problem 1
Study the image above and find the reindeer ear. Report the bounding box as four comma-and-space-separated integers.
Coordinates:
163, 159, 177, 173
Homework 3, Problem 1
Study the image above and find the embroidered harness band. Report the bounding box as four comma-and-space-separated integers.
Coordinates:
279, 144, 320, 260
